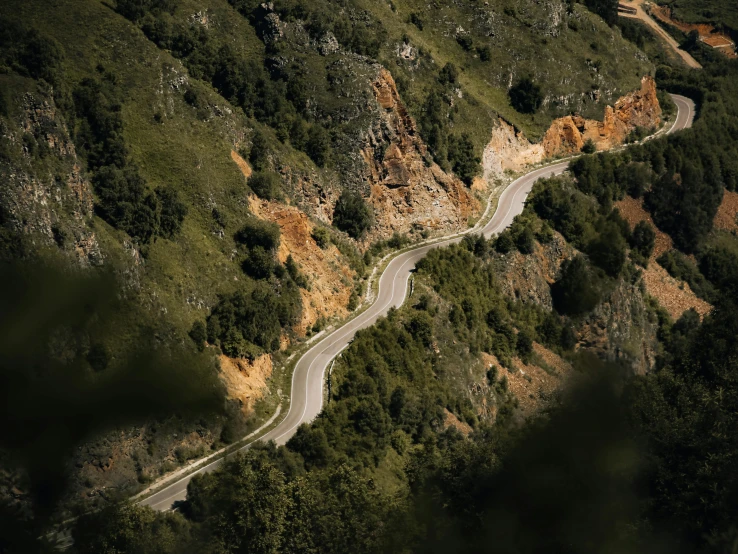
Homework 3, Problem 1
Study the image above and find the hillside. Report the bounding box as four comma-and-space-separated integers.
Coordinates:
0, 0, 663, 514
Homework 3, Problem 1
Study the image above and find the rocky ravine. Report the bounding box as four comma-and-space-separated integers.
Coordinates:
361, 69, 479, 242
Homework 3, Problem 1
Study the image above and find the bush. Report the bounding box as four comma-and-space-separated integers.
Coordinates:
311, 227, 331, 249
551, 256, 603, 315
477, 46, 491, 61
657, 250, 715, 302
189, 320, 207, 352
581, 139, 597, 154
306, 125, 332, 167
248, 171, 282, 200
509, 77, 543, 114
587, 222, 627, 277
235, 218, 280, 251
456, 35, 473, 51
333, 190, 373, 239
629, 220, 655, 263
448, 133, 480, 185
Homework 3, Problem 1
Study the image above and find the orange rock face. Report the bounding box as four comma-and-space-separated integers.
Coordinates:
249, 197, 355, 334
543, 76, 662, 157
363, 69, 479, 241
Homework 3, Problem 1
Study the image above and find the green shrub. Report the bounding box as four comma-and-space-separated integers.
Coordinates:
551, 256, 604, 315
509, 77, 542, 114
333, 190, 373, 239
311, 226, 331, 249
235, 218, 280, 251
248, 171, 282, 200
581, 139, 597, 154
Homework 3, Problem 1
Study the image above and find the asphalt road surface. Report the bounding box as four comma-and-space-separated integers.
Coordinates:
141, 94, 695, 511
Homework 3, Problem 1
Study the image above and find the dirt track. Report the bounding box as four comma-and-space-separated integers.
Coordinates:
620, 0, 702, 69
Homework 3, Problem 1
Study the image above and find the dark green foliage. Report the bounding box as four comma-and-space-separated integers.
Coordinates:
285, 254, 309, 289
71, 77, 187, 243
646, 162, 723, 252
447, 133, 480, 185
248, 129, 270, 172
588, 222, 627, 277
306, 124, 332, 167
311, 226, 330, 249
508, 77, 543, 114
189, 320, 207, 352
551, 255, 604, 315
155, 187, 188, 239
73, 503, 192, 554
92, 165, 159, 243
438, 63, 459, 86
582, 138, 597, 154
629, 220, 655, 265
456, 35, 473, 51
207, 282, 301, 356
698, 246, 738, 294
477, 45, 491, 61
0, 18, 64, 85
583, 0, 618, 25
333, 190, 373, 239
248, 170, 282, 200
409, 13, 424, 30
657, 250, 715, 302
516, 330, 534, 363
235, 218, 281, 252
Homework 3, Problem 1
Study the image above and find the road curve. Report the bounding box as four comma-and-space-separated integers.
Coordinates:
141, 94, 695, 511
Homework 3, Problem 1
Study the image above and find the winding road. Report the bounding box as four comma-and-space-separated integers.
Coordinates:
141, 94, 695, 512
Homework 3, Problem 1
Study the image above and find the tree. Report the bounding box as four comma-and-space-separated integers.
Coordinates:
248, 171, 282, 200
235, 218, 280, 251
582, 139, 597, 154
629, 220, 655, 262
306, 124, 332, 167
448, 133, 480, 185
332, 190, 373, 239
189, 320, 207, 352
583, 0, 618, 25
155, 187, 187, 239
588, 223, 627, 277
509, 77, 543, 114
551, 255, 603, 315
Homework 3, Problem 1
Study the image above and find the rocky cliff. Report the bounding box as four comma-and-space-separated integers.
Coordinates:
484, 76, 662, 177
494, 233, 660, 374
543, 76, 662, 156
362, 69, 480, 241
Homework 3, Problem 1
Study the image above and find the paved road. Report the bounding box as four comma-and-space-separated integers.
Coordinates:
620, 0, 702, 69
141, 95, 694, 512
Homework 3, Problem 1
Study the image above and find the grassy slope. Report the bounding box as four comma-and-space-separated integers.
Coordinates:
658, 0, 738, 31
367, 0, 652, 142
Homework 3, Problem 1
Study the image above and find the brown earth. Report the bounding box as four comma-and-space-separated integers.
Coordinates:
481, 343, 572, 418
614, 195, 711, 320
248, 196, 354, 334
230, 149, 253, 179
615, 195, 673, 258
642, 262, 711, 320
484, 77, 662, 177
363, 69, 480, 240
218, 353, 273, 415
542, 76, 662, 157
714, 190, 738, 232
443, 408, 473, 436
651, 4, 737, 58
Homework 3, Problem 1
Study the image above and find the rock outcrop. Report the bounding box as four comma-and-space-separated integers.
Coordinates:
218, 353, 274, 415
543, 76, 661, 157
362, 69, 479, 241
249, 196, 354, 334
484, 76, 662, 178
